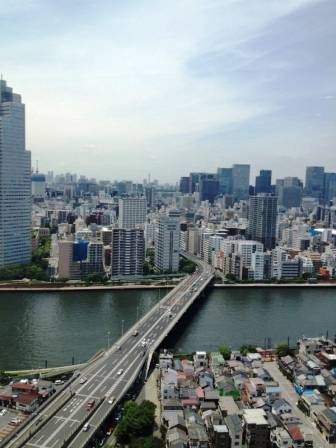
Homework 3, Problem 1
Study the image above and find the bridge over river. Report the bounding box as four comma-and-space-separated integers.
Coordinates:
4, 255, 213, 448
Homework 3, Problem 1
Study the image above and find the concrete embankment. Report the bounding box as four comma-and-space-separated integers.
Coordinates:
0, 283, 175, 292
213, 283, 336, 288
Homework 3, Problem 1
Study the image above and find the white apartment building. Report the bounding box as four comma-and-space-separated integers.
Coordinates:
119, 197, 147, 229
154, 210, 180, 272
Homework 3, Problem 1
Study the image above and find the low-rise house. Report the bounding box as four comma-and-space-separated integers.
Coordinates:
198, 371, 214, 389
243, 409, 269, 448
212, 424, 231, 448
15, 393, 39, 413
225, 414, 243, 448
188, 423, 209, 448
270, 427, 292, 448
271, 399, 292, 416
160, 351, 174, 369
181, 359, 195, 379
194, 351, 208, 369
316, 407, 336, 444
218, 396, 240, 417
161, 369, 179, 400
287, 425, 305, 448
166, 427, 188, 448
265, 386, 281, 403
246, 353, 262, 368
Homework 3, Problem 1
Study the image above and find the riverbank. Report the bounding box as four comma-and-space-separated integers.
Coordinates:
213, 282, 336, 288
0, 281, 336, 292
0, 283, 176, 292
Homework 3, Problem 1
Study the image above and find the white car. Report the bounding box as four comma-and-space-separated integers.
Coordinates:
82, 423, 90, 432
79, 377, 87, 384
107, 396, 115, 405
117, 369, 124, 376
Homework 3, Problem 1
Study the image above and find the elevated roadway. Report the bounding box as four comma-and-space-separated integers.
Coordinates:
6, 256, 213, 448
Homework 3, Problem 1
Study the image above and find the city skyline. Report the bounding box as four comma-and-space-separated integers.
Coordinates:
1, 0, 335, 181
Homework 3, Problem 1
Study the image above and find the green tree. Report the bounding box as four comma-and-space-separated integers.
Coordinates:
218, 346, 231, 360
276, 343, 293, 358
240, 344, 257, 356
115, 400, 156, 445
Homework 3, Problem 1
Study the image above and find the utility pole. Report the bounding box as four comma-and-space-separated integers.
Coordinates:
121, 319, 125, 337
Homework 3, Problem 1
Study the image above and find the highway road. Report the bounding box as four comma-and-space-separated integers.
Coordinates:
8, 257, 213, 448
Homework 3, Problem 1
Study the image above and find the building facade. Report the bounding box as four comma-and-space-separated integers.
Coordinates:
0, 79, 31, 267
248, 194, 278, 250
155, 210, 180, 272
118, 197, 147, 229
111, 228, 145, 276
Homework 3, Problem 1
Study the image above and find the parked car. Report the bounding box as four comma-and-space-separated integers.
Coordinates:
117, 369, 124, 376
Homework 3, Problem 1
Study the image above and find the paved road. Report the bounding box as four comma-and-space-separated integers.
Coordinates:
8, 258, 213, 448
266, 362, 331, 448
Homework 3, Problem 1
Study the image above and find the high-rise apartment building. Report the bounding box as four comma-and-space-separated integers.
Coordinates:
155, 209, 180, 272
0, 79, 31, 267
232, 164, 250, 200
118, 197, 147, 229
111, 228, 145, 276
248, 194, 278, 250
305, 166, 325, 200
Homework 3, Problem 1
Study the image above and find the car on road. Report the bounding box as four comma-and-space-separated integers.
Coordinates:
83, 423, 90, 432
117, 369, 124, 376
107, 396, 115, 404
132, 330, 139, 337
141, 340, 146, 347
54, 379, 64, 385
87, 399, 95, 410
79, 376, 87, 384
0, 409, 7, 416
116, 345, 121, 351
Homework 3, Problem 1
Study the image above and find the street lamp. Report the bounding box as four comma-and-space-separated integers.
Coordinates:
107, 331, 110, 350
121, 319, 125, 337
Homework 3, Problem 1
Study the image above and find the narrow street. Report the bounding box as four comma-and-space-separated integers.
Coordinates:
267, 362, 332, 448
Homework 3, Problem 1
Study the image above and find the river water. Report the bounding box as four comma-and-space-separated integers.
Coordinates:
0, 287, 335, 370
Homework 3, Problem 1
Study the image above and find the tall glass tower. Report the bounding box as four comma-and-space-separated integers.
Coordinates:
0, 79, 31, 267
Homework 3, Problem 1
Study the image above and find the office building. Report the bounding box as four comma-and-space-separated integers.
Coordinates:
199, 175, 219, 203
111, 228, 145, 276
31, 172, 46, 199
179, 176, 190, 194
118, 197, 147, 229
305, 166, 324, 201
248, 194, 277, 250
0, 79, 31, 267
232, 164, 250, 200
217, 168, 233, 195
324, 172, 336, 203
155, 209, 180, 272
255, 170, 272, 194
277, 177, 303, 208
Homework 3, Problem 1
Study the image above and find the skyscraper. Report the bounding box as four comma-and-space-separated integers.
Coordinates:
255, 170, 272, 194
305, 166, 325, 201
248, 194, 278, 250
232, 164, 250, 201
324, 172, 336, 203
118, 197, 147, 229
199, 174, 219, 203
217, 168, 233, 195
155, 209, 180, 272
0, 79, 31, 267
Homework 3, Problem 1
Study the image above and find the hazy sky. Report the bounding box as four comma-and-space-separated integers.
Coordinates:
1, 0, 335, 182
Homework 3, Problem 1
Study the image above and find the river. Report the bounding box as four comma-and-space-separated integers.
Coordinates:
0, 287, 335, 370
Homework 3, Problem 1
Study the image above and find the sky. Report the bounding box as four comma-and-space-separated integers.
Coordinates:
1, 0, 335, 183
